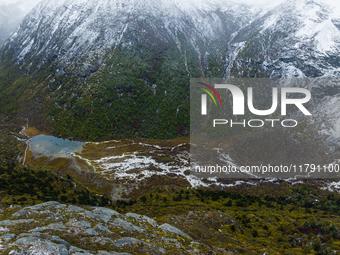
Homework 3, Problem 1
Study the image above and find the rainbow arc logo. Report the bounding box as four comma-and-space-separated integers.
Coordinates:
198, 82, 222, 106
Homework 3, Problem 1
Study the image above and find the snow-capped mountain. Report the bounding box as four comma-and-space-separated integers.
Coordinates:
228, 0, 340, 78
1, 0, 340, 142
2, 0, 339, 78
2, 0, 261, 71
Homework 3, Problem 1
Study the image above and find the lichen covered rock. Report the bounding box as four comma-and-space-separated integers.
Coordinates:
0, 202, 226, 254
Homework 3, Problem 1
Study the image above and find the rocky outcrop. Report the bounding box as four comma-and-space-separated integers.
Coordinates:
0, 201, 227, 254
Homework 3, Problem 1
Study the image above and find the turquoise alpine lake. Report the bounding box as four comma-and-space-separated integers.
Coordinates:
29, 135, 84, 158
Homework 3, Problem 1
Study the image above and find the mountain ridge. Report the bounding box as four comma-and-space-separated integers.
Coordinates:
0, 0, 340, 140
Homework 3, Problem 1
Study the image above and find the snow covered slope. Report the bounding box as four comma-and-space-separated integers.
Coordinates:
228, 0, 340, 78
1, 0, 340, 142
2, 0, 261, 69
2, 0, 339, 78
